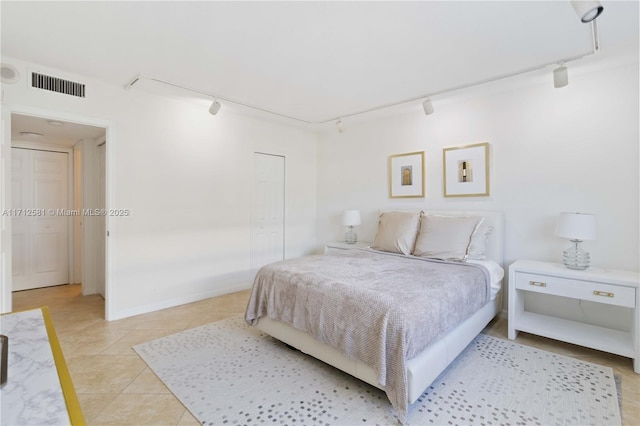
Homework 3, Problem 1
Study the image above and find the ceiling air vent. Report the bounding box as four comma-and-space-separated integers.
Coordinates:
31, 72, 85, 98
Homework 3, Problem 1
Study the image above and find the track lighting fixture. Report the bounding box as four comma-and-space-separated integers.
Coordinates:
209, 100, 221, 115
127, 8, 600, 129
571, 1, 604, 23
553, 64, 569, 88
422, 98, 434, 115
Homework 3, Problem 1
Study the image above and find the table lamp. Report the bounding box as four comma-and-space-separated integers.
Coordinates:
342, 210, 361, 244
554, 212, 596, 270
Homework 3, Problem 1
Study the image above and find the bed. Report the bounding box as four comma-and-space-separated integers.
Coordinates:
245, 210, 504, 421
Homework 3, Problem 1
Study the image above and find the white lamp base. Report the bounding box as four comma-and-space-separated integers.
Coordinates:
563, 239, 590, 270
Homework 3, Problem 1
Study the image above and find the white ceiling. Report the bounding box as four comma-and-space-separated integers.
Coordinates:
11, 114, 105, 148
2, 1, 639, 127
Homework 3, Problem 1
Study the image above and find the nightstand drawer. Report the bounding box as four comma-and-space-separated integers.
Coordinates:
515, 272, 636, 308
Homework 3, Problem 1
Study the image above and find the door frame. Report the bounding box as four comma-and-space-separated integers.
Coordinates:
0, 105, 116, 319
96, 139, 106, 298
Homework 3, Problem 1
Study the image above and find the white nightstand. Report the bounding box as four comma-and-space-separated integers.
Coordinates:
508, 260, 639, 373
324, 241, 371, 254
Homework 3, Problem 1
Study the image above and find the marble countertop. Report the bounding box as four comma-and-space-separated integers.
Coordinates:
0, 308, 73, 425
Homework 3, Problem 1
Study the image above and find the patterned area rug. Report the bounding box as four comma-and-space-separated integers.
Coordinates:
134, 317, 621, 425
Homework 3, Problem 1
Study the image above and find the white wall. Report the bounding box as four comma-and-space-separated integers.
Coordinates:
0, 56, 318, 319
316, 62, 639, 274
1, 55, 637, 321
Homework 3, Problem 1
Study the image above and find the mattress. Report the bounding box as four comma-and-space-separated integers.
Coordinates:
468, 259, 504, 299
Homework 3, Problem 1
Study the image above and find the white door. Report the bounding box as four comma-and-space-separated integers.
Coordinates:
12, 148, 70, 291
251, 153, 285, 276
96, 142, 106, 297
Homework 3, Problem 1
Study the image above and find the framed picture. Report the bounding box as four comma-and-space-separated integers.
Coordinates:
443, 142, 490, 197
389, 151, 425, 198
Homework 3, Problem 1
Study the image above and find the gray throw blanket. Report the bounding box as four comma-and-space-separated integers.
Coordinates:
245, 249, 490, 421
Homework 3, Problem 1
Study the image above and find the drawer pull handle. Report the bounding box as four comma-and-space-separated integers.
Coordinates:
594, 290, 614, 298
529, 281, 546, 287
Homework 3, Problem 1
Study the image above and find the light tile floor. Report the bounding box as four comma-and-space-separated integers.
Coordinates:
13, 284, 639, 425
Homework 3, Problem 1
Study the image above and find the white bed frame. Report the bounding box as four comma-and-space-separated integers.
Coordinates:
255, 210, 504, 405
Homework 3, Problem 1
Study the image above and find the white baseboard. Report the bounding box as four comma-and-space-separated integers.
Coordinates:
108, 281, 251, 321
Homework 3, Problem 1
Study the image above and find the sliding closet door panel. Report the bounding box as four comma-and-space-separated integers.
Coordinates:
12, 148, 70, 291
251, 153, 285, 277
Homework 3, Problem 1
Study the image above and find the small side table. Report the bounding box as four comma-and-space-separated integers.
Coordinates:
508, 259, 639, 373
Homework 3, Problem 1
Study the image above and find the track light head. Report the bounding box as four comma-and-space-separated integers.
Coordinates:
571, 1, 604, 23
553, 64, 569, 88
422, 98, 434, 115
336, 119, 345, 133
209, 100, 221, 115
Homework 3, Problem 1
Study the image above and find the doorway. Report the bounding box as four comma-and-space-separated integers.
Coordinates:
5, 112, 107, 313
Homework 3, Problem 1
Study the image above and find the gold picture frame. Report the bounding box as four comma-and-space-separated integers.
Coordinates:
389, 151, 425, 198
443, 142, 490, 197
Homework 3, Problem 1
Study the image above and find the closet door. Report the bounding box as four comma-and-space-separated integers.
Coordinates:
12, 148, 69, 291
251, 153, 285, 276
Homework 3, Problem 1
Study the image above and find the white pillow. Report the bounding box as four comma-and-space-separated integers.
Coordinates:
468, 224, 493, 260
412, 214, 483, 260
371, 211, 421, 255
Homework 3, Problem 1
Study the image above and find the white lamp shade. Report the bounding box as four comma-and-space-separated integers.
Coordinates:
554, 212, 596, 240
342, 210, 361, 226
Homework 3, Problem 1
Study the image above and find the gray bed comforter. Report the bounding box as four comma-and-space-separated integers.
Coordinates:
245, 249, 491, 421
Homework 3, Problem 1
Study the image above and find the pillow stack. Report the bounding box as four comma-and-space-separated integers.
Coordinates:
371, 211, 492, 261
